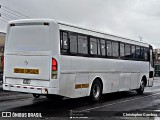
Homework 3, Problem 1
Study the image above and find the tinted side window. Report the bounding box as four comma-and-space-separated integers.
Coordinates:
107, 41, 112, 56
120, 43, 124, 57
131, 45, 136, 58
144, 48, 149, 60
97, 39, 101, 55
141, 47, 144, 59
78, 35, 88, 54
135, 46, 141, 59
112, 41, 119, 57
69, 33, 77, 53
125, 44, 131, 58
100, 39, 106, 56
60, 31, 68, 53
90, 37, 97, 55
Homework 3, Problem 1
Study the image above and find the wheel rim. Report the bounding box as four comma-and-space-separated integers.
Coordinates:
93, 84, 100, 98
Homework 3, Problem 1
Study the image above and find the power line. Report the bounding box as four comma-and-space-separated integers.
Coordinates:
0, 5, 30, 19
0, 17, 8, 23
0, 12, 18, 20
0, 5, 29, 18
1, 5, 30, 18
0, 15, 11, 21
1, 9, 24, 19
0, 18, 8, 23
1, 7, 26, 19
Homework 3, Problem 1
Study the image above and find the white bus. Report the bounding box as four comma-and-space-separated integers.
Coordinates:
3, 19, 154, 102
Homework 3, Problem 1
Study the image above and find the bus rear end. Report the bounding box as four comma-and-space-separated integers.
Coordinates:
3, 19, 60, 97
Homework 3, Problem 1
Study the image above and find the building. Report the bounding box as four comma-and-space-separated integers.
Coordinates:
0, 32, 5, 82
153, 49, 160, 76
153, 49, 160, 64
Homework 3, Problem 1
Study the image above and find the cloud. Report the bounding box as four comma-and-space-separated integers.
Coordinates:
1, 0, 160, 48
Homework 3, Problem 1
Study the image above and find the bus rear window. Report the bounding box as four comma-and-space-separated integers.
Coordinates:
6, 25, 50, 51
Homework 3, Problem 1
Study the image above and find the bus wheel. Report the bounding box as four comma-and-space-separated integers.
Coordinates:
90, 79, 102, 102
136, 80, 145, 95
33, 94, 40, 98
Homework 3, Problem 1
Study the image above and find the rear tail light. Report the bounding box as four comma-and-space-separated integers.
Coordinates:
52, 58, 57, 71
51, 58, 57, 79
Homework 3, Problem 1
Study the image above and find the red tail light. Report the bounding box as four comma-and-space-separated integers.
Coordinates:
51, 58, 58, 79
52, 58, 57, 71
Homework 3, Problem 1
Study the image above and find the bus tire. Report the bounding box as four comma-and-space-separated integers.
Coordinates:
33, 94, 40, 98
90, 79, 102, 102
136, 80, 145, 95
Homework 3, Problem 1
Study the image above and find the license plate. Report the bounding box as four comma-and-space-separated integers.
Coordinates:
14, 68, 39, 74
23, 79, 31, 84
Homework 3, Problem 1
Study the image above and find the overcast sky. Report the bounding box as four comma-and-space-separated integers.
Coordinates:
0, 0, 160, 48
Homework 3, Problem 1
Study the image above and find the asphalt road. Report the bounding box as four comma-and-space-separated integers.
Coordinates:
0, 78, 160, 120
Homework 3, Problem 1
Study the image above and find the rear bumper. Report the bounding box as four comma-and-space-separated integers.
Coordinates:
3, 83, 59, 95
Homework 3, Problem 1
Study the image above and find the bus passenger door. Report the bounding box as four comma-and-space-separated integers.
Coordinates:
148, 46, 154, 87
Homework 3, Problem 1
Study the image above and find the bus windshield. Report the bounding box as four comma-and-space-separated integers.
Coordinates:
6, 25, 50, 51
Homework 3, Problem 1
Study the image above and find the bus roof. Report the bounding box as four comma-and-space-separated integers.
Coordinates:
8, 19, 150, 47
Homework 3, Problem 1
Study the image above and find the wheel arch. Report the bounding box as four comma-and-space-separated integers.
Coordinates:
142, 75, 147, 87
89, 77, 103, 95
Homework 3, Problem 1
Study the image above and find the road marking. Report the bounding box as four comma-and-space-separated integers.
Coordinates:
77, 92, 160, 112
154, 110, 160, 112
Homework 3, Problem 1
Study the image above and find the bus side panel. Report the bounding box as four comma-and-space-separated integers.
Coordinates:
59, 55, 150, 98
75, 74, 89, 97
88, 73, 120, 95
130, 73, 139, 89
119, 73, 131, 91
105, 73, 119, 93
59, 73, 89, 98
59, 74, 76, 98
